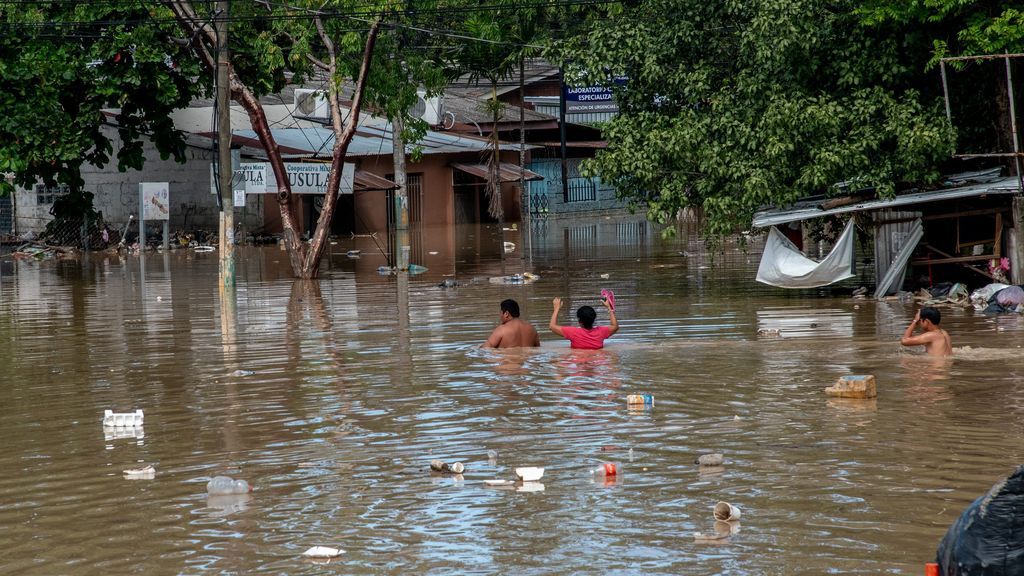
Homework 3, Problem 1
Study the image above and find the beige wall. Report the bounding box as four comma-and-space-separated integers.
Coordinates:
261, 150, 530, 236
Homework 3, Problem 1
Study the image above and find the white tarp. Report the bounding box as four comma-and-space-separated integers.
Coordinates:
756, 220, 856, 288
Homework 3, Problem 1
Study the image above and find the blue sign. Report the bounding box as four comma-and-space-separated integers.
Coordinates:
563, 77, 626, 113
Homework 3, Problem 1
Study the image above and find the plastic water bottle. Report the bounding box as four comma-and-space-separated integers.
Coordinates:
592, 462, 620, 477
206, 476, 252, 495
487, 450, 498, 464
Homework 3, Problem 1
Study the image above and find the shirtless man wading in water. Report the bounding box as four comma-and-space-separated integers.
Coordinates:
900, 306, 953, 357
482, 299, 541, 348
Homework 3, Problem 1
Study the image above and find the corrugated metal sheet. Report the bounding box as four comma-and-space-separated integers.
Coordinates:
873, 211, 922, 297
451, 162, 544, 182
533, 104, 617, 124
753, 177, 1021, 227
354, 171, 397, 191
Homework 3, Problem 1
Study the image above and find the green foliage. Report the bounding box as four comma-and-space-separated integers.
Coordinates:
0, 3, 205, 196
555, 0, 958, 236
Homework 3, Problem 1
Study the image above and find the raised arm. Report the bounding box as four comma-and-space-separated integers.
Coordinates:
549, 297, 565, 337
603, 299, 619, 336
901, 310, 927, 346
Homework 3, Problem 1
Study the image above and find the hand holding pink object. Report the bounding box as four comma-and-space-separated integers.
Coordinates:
600, 289, 615, 311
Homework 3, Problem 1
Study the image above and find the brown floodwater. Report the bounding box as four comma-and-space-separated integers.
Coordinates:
1, 217, 1023, 575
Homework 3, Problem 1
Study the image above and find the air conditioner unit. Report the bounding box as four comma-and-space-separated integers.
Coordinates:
410, 89, 443, 126
294, 88, 329, 120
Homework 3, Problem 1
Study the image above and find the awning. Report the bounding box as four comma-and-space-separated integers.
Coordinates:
752, 177, 1021, 227
451, 162, 544, 182
354, 171, 398, 191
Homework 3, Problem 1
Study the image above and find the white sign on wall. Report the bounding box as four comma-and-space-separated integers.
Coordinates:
233, 189, 246, 207
140, 182, 169, 221
209, 162, 355, 195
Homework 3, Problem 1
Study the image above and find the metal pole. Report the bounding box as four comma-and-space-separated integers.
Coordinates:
559, 67, 568, 204
940, 61, 952, 124
216, 0, 235, 285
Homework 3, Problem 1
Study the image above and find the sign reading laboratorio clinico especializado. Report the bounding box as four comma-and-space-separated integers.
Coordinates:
210, 162, 355, 195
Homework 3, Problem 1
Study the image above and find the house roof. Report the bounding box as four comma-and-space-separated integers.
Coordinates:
752, 176, 1021, 227
451, 162, 544, 182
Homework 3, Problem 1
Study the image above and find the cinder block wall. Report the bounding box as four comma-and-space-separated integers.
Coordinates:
16, 126, 264, 235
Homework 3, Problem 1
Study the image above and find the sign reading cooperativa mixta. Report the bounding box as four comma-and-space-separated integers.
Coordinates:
211, 162, 355, 195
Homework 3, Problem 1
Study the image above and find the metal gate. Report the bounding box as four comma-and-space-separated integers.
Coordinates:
0, 194, 12, 235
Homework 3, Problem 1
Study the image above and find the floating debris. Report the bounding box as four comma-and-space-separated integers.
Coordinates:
696, 453, 724, 467
123, 465, 155, 479
302, 546, 344, 558
514, 467, 544, 482
103, 409, 144, 428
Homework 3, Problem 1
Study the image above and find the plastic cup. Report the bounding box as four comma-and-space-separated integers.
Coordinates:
925, 563, 939, 576
713, 501, 741, 522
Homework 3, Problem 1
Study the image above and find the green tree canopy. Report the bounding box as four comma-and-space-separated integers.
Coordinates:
0, 3, 206, 196
555, 0, 958, 236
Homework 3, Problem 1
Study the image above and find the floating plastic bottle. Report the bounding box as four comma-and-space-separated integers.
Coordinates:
429, 460, 464, 474
487, 450, 498, 464
592, 462, 620, 477
626, 394, 654, 408
206, 475, 252, 495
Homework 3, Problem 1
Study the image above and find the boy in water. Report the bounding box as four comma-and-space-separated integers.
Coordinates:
549, 297, 619, 349
482, 299, 541, 348
900, 306, 953, 357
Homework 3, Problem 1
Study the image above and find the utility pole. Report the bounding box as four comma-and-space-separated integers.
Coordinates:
392, 114, 410, 270
216, 0, 235, 286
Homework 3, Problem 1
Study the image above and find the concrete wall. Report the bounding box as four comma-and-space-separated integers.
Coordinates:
15, 125, 264, 236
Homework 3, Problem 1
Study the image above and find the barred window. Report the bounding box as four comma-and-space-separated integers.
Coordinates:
35, 184, 69, 205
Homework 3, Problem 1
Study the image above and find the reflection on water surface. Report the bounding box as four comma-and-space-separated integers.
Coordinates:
1, 218, 1023, 574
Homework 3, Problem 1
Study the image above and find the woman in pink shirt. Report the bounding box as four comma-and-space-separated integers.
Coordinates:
549, 297, 619, 349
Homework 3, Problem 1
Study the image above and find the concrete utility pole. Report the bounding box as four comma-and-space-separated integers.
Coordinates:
216, 0, 235, 286
392, 115, 410, 270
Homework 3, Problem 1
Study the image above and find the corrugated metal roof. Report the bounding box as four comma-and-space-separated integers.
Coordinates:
227, 126, 531, 159
752, 177, 1021, 227
451, 162, 544, 182
354, 171, 397, 191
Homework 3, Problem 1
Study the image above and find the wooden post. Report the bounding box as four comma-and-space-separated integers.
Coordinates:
216, 0, 235, 286
1013, 196, 1024, 283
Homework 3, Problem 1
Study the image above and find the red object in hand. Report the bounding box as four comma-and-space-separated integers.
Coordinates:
925, 563, 939, 576
600, 289, 616, 311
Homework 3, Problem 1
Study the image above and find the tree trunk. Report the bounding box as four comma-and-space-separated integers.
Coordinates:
488, 80, 504, 222
302, 20, 380, 279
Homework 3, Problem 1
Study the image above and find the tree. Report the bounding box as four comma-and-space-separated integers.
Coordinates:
164, 0, 390, 278
0, 3, 205, 200
554, 0, 956, 237
443, 1, 544, 222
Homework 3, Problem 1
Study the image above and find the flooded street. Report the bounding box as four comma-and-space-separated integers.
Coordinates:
2, 217, 1023, 574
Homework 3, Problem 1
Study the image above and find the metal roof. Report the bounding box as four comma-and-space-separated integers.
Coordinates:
752, 177, 1021, 227
451, 162, 544, 182
354, 171, 398, 191
225, 125, 532, 159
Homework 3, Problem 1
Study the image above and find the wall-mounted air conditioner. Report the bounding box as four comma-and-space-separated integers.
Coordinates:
410, 89, 443, 126
294, 89, 329, 120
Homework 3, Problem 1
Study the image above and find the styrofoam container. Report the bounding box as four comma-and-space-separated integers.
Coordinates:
514, 467, 544, 482
103, 409, 144, 428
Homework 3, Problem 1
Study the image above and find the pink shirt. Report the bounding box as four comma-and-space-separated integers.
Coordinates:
561, 325, 613, 349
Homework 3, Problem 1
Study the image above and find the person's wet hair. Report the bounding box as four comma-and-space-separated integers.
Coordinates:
501, 299, 521, 318
576, 305, 596, 329
921, 306, 941, 325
